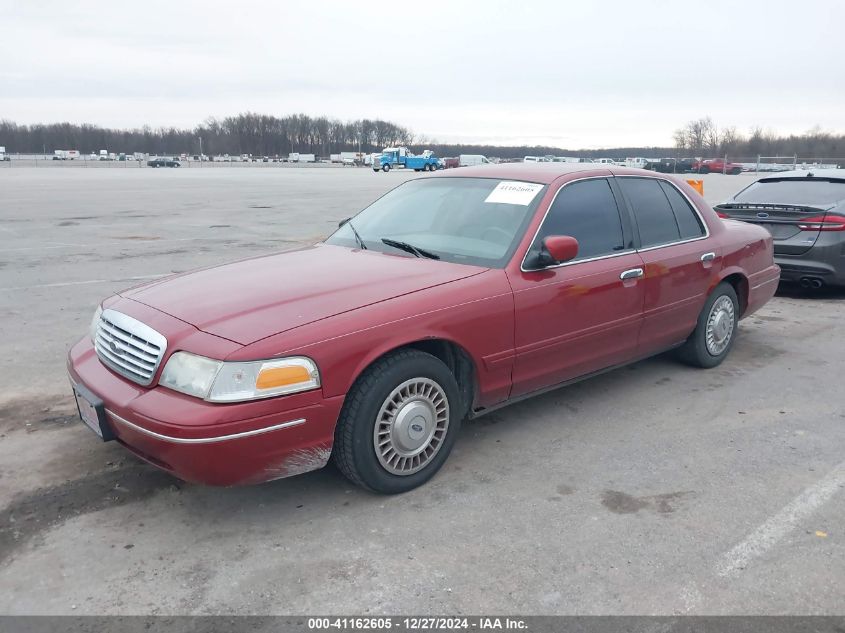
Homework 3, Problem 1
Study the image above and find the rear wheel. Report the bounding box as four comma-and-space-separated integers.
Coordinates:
333, 349, 461, 493
698, 165, 710, 174
382, 163, 391, 172
730, 167, 742, 175
677, 282, 739, 368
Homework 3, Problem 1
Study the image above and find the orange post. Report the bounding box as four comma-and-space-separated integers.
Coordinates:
686, 179, 704, 196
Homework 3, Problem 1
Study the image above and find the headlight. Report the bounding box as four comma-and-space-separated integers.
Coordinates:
90, 305, 103, 342
159, 352, 320, 402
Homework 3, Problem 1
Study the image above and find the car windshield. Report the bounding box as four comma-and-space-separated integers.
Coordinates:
734, 179, 845, 206
325, 177, 546, 268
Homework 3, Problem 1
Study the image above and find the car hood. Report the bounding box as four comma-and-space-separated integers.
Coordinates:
122, 244, 486, 345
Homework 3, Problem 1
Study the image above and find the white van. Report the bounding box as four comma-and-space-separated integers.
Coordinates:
624, 157, 648, 168
459, 154, 491, 167
523, 156, 542, 162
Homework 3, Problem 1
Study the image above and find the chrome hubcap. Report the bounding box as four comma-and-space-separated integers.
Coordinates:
705, 295, 735, 355
374, 378, 449, 476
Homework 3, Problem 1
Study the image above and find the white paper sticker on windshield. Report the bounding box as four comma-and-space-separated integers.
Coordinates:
485, 181, 544, 205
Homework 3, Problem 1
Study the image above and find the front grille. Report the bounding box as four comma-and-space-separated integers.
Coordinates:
94, 309, 168, 386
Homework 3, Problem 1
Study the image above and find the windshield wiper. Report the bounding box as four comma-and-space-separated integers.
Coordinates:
347, 221, 367, 250
381, 237, 440, 260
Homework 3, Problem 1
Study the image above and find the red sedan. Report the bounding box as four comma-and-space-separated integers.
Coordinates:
67, 164, 780, 493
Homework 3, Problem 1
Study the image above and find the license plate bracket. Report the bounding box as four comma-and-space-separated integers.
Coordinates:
72, 382, 116, 442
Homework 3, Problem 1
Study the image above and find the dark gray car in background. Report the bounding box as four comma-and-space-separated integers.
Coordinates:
716, 170, 845, 288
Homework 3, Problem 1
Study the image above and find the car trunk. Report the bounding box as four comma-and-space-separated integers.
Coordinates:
713, 202, 834, 255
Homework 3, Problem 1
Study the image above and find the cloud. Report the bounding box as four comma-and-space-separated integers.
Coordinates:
1, 0, 843, 148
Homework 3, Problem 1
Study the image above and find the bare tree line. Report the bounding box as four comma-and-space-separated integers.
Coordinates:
674, 117, 844, 158
0, 113, 415, 156
1, 113, 843, 159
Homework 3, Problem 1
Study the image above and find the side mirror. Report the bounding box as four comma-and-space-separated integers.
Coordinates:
338, 217, 351, 228
536, 235, 579, 267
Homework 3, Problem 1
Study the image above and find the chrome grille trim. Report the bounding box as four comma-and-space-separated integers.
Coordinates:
94, 309, 167, 386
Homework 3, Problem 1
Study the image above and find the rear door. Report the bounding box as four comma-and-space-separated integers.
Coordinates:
716, 178, 845, 255
616, 176, 715, 355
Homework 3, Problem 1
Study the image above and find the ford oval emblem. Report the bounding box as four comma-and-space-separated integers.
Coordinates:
756, 212, 769, 219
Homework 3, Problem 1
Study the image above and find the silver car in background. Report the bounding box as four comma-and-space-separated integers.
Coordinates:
716, 170, 845, 289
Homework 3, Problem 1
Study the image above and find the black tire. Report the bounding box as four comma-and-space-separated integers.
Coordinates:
333, 349, 462, 494
698, 165, 710, 174
676, 282, 739, 368
382, 164, 391, 172
730, 167, 742, 175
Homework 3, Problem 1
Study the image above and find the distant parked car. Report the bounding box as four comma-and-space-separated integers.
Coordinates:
716, 169, 845, 288
677, 158, 696, 173
646, 158, 695, 174
459, 154, 492, 167
442, 157, 460, 169
694, 158, 743, 175
147, 157, 181, 168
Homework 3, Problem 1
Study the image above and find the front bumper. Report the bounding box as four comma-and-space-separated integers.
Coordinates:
67, 337, 345, 486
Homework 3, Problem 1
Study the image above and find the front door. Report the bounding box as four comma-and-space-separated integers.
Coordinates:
508, 177, 645, 397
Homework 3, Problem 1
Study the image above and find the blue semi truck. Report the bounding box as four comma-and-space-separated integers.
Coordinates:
373, 147, 441, 172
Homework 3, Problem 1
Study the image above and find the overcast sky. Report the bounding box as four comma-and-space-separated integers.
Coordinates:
1, 0, 842, 149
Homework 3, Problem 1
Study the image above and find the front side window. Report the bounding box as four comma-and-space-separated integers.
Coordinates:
618, 177, 681, 247
325, 178, 545, 268
529, 178, 625, 264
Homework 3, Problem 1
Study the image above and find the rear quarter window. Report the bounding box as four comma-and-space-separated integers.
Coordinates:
618, 177, 681, 248
659, 181, 705, 239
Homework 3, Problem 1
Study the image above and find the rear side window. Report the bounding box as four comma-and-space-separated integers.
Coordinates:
618, 177, 680, 247
534, 178, 625, 261
659, 181, 705, 239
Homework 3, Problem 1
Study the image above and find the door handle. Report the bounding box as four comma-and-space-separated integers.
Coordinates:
700, 252, 716, 262
620, 268, 644, 280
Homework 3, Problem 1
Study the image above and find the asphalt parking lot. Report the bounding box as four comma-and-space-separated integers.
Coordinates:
0, 167, 843, 615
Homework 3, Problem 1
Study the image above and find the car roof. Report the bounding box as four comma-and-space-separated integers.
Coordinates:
756, 168, 845, 181
431, 162, 662, 184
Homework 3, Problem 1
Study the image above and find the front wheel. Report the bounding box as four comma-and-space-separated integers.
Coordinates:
333, 350, 462, 493
676, 282, 739, 368
698, 165, 710, 174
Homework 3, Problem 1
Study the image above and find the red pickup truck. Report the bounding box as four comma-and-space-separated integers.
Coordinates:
693, 158, 744, 175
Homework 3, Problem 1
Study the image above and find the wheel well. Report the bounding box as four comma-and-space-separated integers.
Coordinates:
366, 339, 478, 419
721, 273, 749, 316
